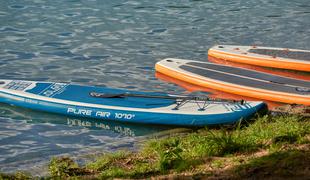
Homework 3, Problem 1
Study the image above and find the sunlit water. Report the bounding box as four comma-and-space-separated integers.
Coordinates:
0, 0, 309, 175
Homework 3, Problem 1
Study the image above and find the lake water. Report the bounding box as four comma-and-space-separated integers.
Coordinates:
0, 0, 309, 175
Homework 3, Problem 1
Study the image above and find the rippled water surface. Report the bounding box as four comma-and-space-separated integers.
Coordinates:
0, 0, 309, 174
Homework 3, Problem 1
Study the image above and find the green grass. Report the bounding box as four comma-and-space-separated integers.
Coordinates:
82, 114, 309, 179
0, 171, 32, 180
49, 157, 79, 177
86, 151, 130, 172
241, 115, 310, 146
3, 114, 309, 179
143, 114, 310, 161
48, 156, 93, 178
210, 159, 226, 169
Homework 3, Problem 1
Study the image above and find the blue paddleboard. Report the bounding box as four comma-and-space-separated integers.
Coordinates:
0, 80, 265, 126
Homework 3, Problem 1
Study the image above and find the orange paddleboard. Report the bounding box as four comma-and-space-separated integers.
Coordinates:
155, 58, 310, 105
155, 72, 283, 110
208, 45, 310, 72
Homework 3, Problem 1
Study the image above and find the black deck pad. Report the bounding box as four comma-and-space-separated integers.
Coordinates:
187, 62, 310, 88
248, 49, 310, 61
180, 65, 310, 95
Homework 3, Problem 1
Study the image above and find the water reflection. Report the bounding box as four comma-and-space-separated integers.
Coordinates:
0, 103, 171, 137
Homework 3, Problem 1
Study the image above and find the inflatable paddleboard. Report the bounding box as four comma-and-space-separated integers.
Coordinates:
0, 80, 264, 126
208, 45, 310, 72
155, 58, 310, 105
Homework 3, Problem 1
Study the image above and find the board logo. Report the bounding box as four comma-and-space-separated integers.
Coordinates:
41, 83, 68, 97
66, 107, 136, 120
3, 80, 32, 91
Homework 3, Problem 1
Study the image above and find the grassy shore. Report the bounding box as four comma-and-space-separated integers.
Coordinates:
1, 114, 309, 179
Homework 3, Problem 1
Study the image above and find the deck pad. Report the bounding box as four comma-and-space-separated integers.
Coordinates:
180, 65, 308, 95
248, 48, 310, 61
186, 62, 310, 88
